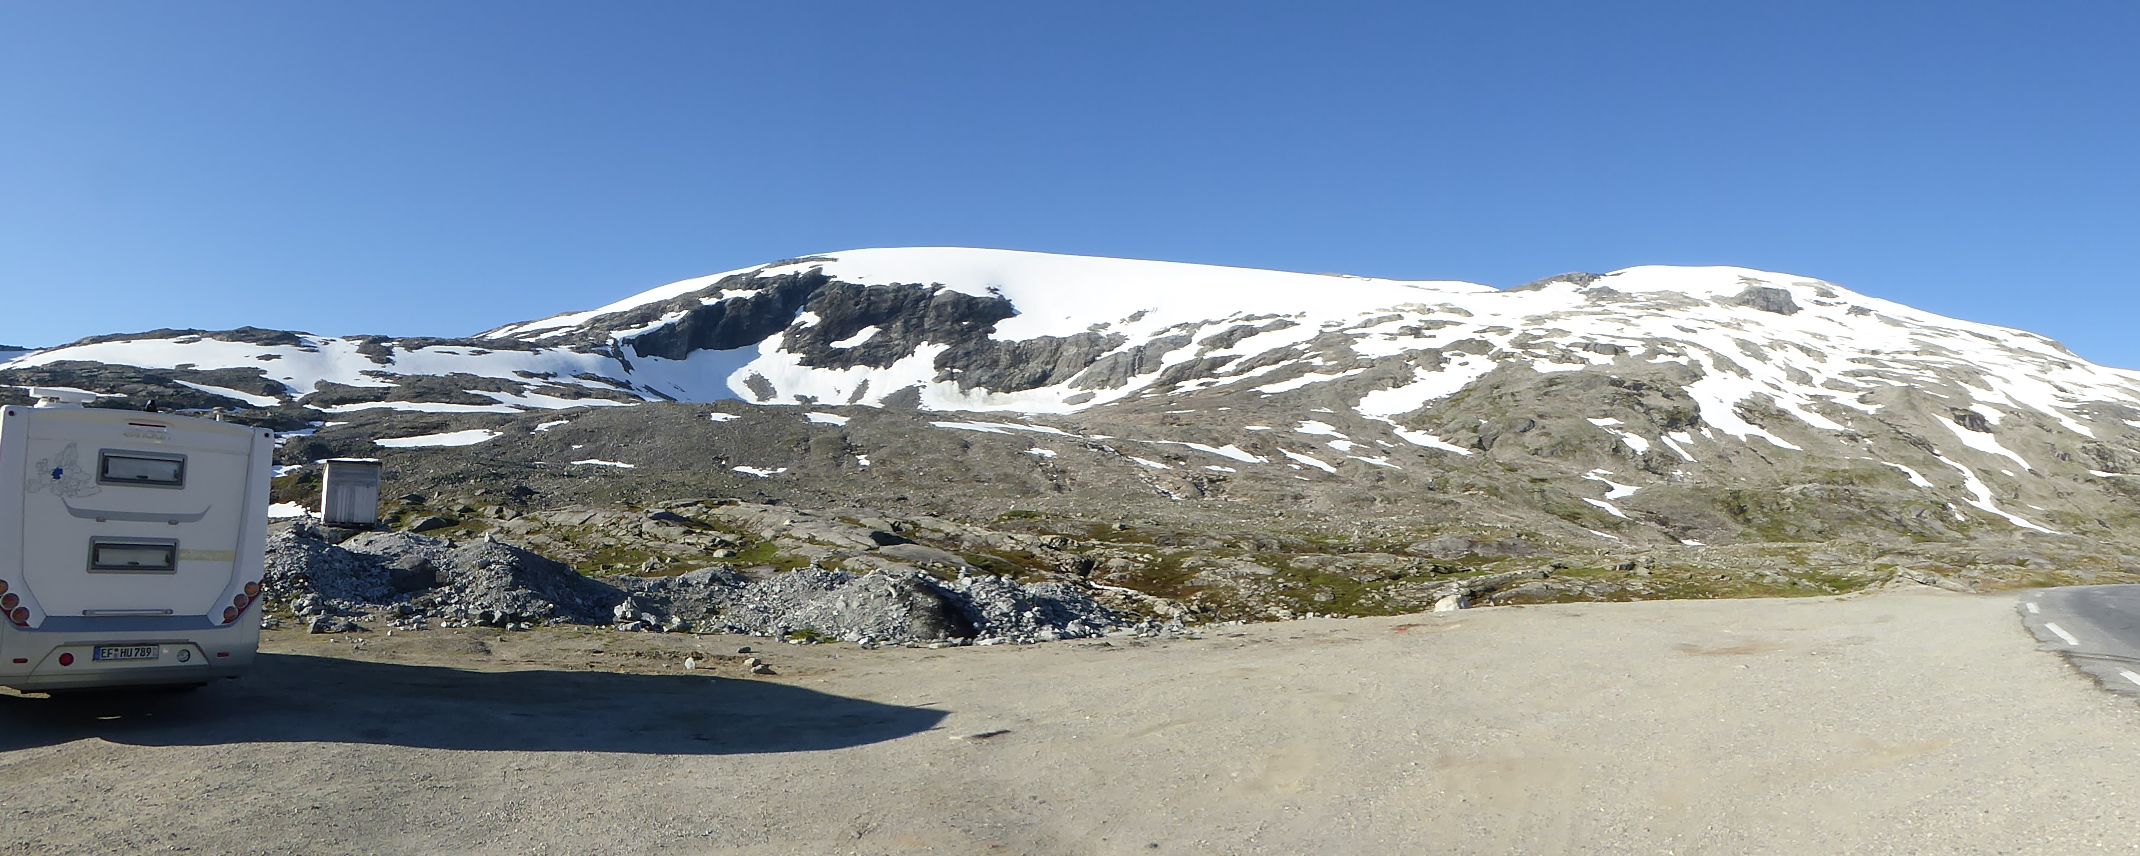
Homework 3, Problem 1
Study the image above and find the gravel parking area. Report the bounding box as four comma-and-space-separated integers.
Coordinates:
2, 589, 2135, 855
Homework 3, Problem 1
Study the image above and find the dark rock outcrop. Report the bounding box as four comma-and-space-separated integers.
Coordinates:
66, 326, 307, 348
626, 271, 832, 359
1509, 272, 1606, 291
1951, 408, 1995, 433
1726, 285, 1802, 315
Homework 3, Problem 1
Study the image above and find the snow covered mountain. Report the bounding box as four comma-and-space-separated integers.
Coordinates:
11, 247, 2140, 546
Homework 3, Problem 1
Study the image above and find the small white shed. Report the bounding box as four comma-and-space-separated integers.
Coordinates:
320, 458, 382, 527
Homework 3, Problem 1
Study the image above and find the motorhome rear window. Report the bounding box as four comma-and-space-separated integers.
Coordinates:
89, 540, 178, 573
98, 451, 185, 487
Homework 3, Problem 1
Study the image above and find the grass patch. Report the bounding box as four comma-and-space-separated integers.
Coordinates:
1097, 549, 1203, 599
959, 548, 1051, 580
732, 540, 813, 572
584, 544, 658, 572
1267, 569, 1387, 616
271, 471, 324, 509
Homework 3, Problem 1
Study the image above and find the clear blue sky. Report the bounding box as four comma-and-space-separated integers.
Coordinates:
4, 2, 2137, 364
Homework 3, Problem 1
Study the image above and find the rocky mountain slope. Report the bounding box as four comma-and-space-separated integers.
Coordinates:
10, 248, 2140, 620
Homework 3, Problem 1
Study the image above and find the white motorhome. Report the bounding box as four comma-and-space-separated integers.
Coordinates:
0, 390, 273, 692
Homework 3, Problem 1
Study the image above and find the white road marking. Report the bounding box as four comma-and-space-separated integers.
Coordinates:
2121, 670, 2140, 688
2045, 622, 2081, 646
2026, 602, 2040, 614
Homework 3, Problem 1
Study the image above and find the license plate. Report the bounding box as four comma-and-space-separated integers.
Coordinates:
91, 645, 159, 662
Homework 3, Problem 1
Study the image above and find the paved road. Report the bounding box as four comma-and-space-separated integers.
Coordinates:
2018, 584, 2140, 695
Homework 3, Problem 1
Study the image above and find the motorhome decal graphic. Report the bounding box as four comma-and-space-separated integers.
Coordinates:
26, 442, 100, 499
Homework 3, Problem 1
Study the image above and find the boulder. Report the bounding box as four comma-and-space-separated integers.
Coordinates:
406, 515, 456, 533
385, 555, 437, 594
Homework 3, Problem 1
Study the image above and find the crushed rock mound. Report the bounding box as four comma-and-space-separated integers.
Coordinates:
622, 566, 1125, 644
264, 528, 398, 605
343, 531, 623, 624
266, 525, 625, 628
263, 523, 1128, 644
940, 575, 1119, 643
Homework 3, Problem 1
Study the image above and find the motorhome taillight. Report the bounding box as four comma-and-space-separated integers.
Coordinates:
232, 594, 247, 609
7, 607, 26, 626
0, 579, 9, 595
56, 653, 73, 667
243, 581, 261, 598
222, 606, 239, 624
0, 594, 16, 611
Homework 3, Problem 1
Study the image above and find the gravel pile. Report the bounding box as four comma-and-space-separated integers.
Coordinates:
704, 569, 976, 643
430, 539, 622, 625
610, 567, 751, 632
644, 567, 1128, 645
263, 523, 1131, 645
264, 525, 625, 631
264, 528, 398, 608
942, 575, 1119, 644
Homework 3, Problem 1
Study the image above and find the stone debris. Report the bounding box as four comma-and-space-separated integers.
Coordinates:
306, 615, 363, 634
262, 522, 1142, 646
681, 566, 1140, 645
941, 575, 1118, 643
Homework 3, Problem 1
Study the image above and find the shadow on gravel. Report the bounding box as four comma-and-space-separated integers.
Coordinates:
0, 653, 947, 756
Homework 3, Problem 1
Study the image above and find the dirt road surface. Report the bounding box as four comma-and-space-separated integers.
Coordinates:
3, 589, 2136, 855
